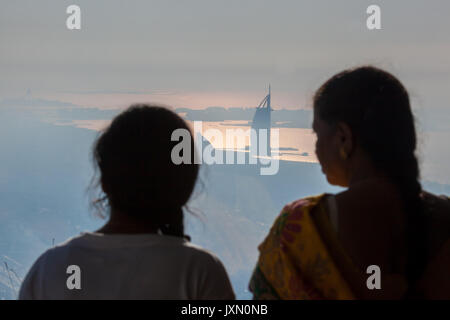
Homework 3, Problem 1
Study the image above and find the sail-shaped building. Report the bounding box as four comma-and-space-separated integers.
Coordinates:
251, 86, 272, 157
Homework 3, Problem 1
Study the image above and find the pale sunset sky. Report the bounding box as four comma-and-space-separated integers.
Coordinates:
1, 0, 449, 111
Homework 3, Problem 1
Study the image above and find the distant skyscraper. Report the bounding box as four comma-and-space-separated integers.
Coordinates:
251, 86, 272, 157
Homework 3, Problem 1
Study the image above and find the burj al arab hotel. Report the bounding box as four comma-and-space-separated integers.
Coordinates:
251, 86, 272, 157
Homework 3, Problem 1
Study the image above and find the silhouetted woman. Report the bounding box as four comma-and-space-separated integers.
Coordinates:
249, 66, 450, 299
19, 104, 235, 299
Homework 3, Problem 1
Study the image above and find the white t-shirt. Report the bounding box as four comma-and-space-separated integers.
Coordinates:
18, 232, 235, 300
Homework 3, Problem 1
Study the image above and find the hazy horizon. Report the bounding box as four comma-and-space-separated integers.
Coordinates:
2, 1, 450, 110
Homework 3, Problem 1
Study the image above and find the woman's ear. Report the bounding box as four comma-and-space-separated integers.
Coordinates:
336, 121, 354, 158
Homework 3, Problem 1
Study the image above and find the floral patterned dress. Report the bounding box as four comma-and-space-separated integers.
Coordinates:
249, 194, 356, 300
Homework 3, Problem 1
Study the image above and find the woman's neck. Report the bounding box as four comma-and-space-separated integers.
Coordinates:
346, 157, 391, 189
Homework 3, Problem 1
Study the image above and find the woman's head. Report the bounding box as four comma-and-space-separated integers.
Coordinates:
91, 104, 199, 237
313, 66, 417, 187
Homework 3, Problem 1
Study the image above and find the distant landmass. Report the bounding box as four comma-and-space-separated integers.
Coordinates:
0, 97, 77, 108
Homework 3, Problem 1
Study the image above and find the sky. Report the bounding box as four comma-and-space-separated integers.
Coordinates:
1, 0, 450, 110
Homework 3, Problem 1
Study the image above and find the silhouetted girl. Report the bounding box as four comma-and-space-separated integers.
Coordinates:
19, 104, 235, 299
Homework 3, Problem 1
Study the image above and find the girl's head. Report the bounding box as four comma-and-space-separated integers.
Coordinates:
313, 66, 425, 294
91, 104, 198, 238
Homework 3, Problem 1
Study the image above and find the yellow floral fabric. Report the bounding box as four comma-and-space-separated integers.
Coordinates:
250, 194, 356, 300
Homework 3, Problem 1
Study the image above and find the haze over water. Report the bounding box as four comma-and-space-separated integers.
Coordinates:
51, 109, 450, 185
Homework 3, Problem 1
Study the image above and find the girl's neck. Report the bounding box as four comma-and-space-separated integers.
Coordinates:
96, 209, 159, 235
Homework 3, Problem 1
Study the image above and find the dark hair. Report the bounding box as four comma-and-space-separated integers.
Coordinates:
90, 104, 199, 240
313, 66, 426, 298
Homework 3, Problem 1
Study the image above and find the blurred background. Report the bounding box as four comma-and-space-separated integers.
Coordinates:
1, 0, 449, 299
